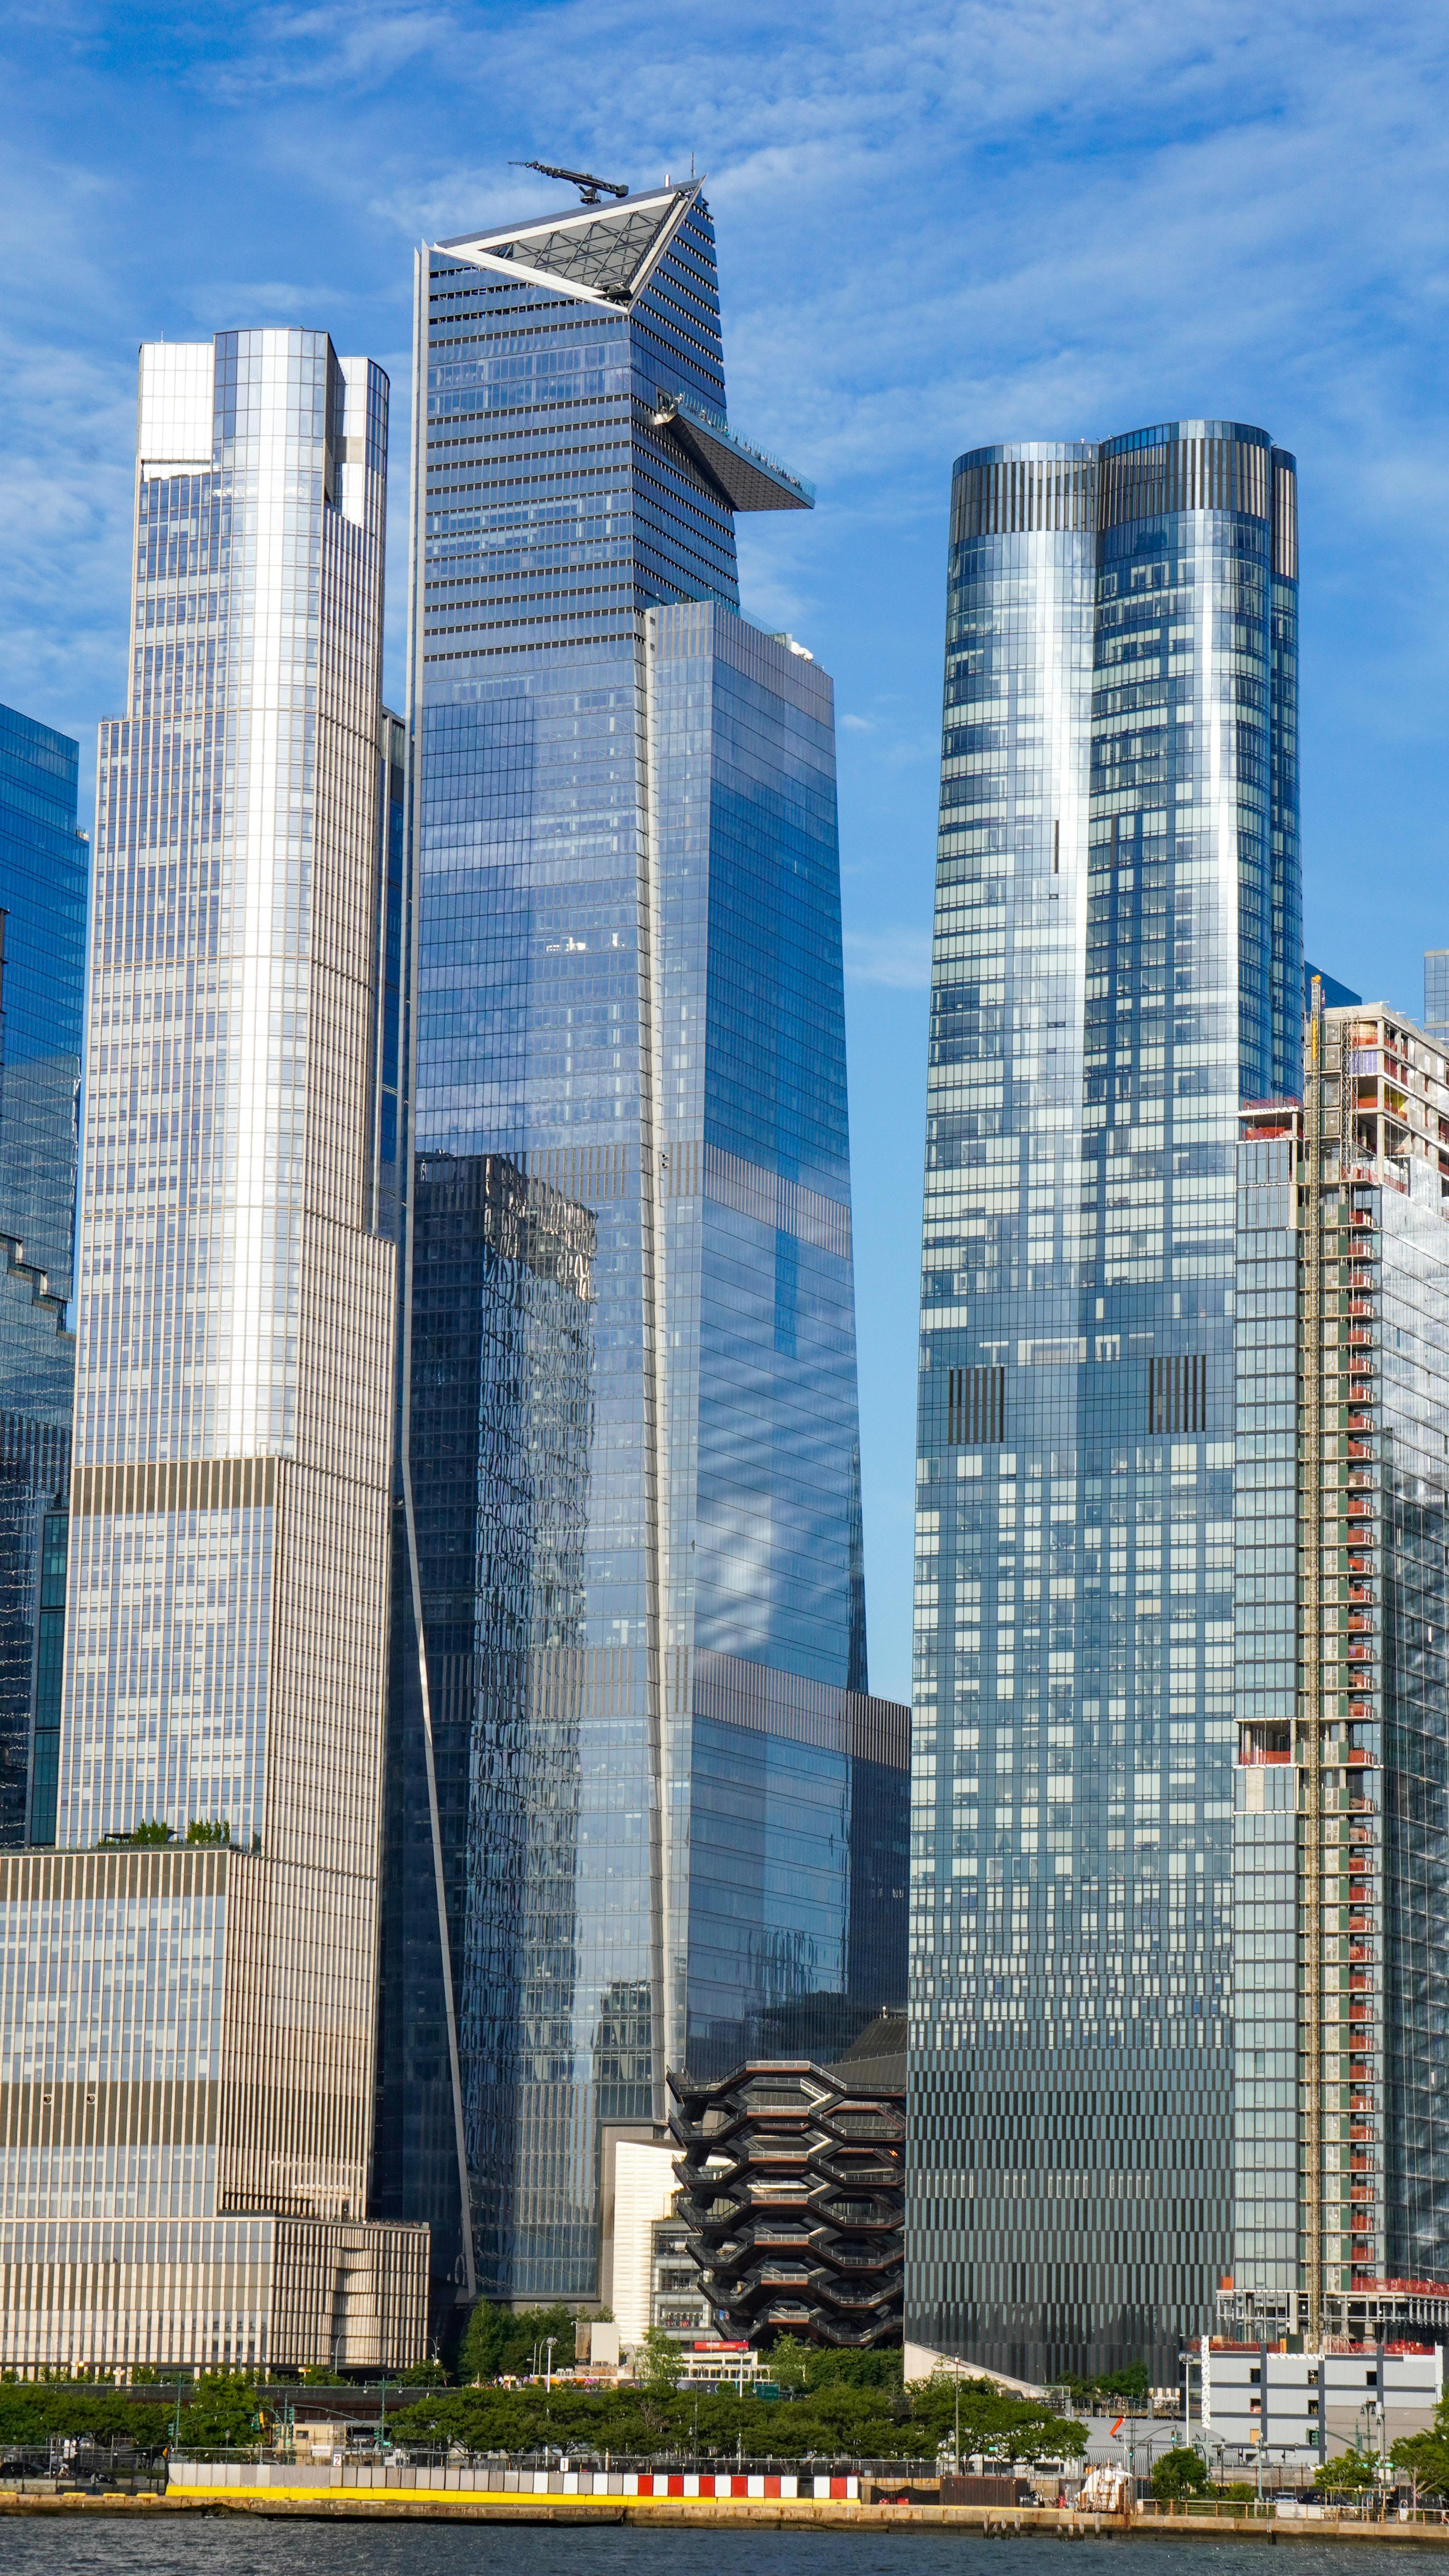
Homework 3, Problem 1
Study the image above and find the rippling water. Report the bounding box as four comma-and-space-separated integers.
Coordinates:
0, 2524, 1438, 2576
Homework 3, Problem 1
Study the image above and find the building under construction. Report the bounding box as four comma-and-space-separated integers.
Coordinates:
1227, 994, 1449, 2348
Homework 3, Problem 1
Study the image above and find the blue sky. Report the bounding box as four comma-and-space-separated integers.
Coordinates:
4, 0, 1449, 1699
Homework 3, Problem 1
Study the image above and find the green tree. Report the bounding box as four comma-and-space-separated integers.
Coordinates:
185, 1818, 231, 1845
767, 2335, 812, 2393
0, 2382, 168, 2449
636, 2328, 683, 2395
1061, 2360, 1151, 2410
1313, 2448, 1378, 2497
184, 2373, 264, 2449
460, 2300, 514, 2382
908, 2371, 1085, 2465
799, 2346, 904, 2394
392, 2357, 1084, 2471
1394, 2390, 1449, 2498
1151, 2446, 1210, 2500
459, 2299, 575, 2384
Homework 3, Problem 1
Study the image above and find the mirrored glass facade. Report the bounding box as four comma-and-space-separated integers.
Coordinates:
908, 426, 1301, 2380
378, 185, 905, 2320
0, 331, 426, 2369
0, 703, 83, 1846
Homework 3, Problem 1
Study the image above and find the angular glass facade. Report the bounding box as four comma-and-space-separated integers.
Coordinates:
1230, 1002, 1449, 2342
377, 184, 905, 2318
0, 332, 426, 2370
0, 702, 84, 1846
908, 426, 1301, 2380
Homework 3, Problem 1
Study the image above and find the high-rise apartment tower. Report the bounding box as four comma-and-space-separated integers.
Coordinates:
908, 425, 1301, 2379
376, 179, 907, 2317
1229, 998, 1449, 2346
0, 703, 85, 1844
0, 332, 425, 2369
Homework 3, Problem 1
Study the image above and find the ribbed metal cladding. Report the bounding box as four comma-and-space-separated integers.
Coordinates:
1271, 449, 1299, 581
70, 1455, 280, 1518
1098, 432, 1270, 529
951, 453, 1097, 542
952, 433, 1286, 541
0, 1845, 229, 1903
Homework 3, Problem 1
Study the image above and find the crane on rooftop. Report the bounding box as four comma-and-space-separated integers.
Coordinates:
510, 160, 629, 206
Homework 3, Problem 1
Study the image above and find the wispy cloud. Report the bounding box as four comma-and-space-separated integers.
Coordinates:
843, 928, 932, 990
4, 0, 1449, 1700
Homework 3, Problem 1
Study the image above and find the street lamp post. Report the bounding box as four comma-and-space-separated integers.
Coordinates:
1376, 2319, 1388, 2518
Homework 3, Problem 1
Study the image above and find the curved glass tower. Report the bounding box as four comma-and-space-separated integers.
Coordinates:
908, 424, 1301, 2378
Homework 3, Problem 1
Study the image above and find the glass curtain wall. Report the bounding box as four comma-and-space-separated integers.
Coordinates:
908, 425, 1301, 2381
0, 704, 84, 1846
0, 331, 429, 2375
381, 184, 903, 2319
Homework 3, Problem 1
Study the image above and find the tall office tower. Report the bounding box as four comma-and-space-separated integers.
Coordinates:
377, 179, 906, 2319
908, 425, 1302, 2381
0, 704, 85, 1844
1230, 999, 1449, 2346
1425, 952, 1449, 1053
0, 332, 426, 2370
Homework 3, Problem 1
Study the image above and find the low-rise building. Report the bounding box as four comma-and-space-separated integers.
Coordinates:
652, 2202, 712, 2341
1200, 2339, 1440, 2461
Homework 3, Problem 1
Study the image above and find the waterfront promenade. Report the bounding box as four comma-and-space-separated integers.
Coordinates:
0, 2473, 1445, 2543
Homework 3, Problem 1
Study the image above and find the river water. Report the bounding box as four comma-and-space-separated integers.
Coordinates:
0, 2525, 1437, 2576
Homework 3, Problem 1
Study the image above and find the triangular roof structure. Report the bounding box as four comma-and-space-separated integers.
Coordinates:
439, 183, 699, 309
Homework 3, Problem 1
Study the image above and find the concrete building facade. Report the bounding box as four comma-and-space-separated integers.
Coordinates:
1230, 996, 1449, 2350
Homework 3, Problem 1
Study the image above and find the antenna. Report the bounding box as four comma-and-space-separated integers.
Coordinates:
510, 159, 629, 206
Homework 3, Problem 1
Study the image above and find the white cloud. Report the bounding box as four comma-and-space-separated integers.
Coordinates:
843, 927, 933, 990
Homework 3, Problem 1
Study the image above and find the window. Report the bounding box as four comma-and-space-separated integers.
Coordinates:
1148, 1354, 1206, 1434
949, 1365, 1005, 1445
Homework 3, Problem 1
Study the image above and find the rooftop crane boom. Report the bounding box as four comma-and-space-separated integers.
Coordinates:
509, 160, 629, 206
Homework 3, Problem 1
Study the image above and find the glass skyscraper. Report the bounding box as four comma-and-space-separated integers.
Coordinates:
0, 703, 85, 1846
0, 331, 425, 2371
908, 426, 1301, 2380
1424, 951, 1449, 1052
376, 180, 906, 2318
